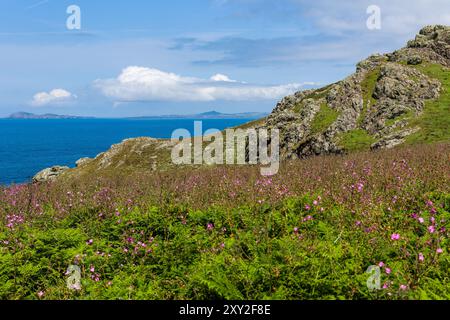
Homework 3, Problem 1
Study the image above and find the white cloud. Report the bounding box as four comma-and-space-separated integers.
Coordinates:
210, 73, 237, 82
31, 88, 76, 106
94, 66, 315, 102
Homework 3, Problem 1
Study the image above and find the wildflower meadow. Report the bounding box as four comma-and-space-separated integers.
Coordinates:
0, 143, 449, 300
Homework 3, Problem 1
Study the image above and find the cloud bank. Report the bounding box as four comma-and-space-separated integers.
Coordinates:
31, 89, 76, 106
173, 0, 450, 67
94, 66, 315, 102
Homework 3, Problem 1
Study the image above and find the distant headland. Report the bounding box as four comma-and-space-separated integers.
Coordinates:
126, 111, 268, 120
6, 112, 95, 119
5, 111, 268, 120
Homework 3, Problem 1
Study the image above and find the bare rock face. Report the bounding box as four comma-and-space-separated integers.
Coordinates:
407, 25, 450, 63
371, 127, 420, 150
363, 62, 441, 135
33, 166, 70, 183
256, 25, 449, 158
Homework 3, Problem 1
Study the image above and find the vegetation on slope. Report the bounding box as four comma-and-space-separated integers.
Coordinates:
407, 63, 450, 144
1, 143, 449, 300
310, 103, 340, 135
359, 67, 381, 125
339, 129, 377, 152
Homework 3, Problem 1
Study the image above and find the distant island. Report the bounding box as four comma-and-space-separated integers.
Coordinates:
127, 111, 268, 120
6, 111, 268, 120
6, 112, 95, 119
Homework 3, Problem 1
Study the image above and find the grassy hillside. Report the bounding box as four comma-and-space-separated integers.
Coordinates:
407, 63, 450, 143
1, 143, 449, 300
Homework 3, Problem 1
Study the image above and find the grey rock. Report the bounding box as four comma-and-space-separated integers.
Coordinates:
33, 166, 70, 183
404, 25, 450, 66
371, 128, 420, 150
356, 54, 386, 72
407, 56, 422, 65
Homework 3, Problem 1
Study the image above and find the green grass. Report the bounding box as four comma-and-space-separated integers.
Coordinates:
358, 68, 381, 125
310, 103, 340, 134
292, 83, 336, 113
303, 83, 334, 100
339, 129, 377, 151
293, 103, 302, 113
2, 192, 449, 300
406, 63, 450, 144
235, 117, 267, 130
385, 110, 415, 127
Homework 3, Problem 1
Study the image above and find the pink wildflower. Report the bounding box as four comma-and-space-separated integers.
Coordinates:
391, 233, 400, 241
418, 253, 424, 262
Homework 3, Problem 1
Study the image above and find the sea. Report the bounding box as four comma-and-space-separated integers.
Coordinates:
0, 118, 253, 185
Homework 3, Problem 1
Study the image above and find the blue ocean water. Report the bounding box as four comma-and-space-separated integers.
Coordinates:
0, 118, 252, 185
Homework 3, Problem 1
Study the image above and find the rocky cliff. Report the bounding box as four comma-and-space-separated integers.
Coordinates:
259, 25, 449, 159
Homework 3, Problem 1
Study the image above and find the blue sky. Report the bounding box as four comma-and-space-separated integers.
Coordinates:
0, 0, 449, 117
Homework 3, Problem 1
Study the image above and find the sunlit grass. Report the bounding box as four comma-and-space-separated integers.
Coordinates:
310, 103, 340, 135
407, 63, 450, 144
338, 129, 377, 151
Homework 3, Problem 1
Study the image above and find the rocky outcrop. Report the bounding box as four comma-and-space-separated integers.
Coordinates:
33, 166, 70, 183
405, 25, 450, 65
370, 127, 420, 150
92, 137, 175, 170
364, 62, 440, 135
32, 137, 177, 182
256, 25, 449, 158
69, 137, 177, 177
